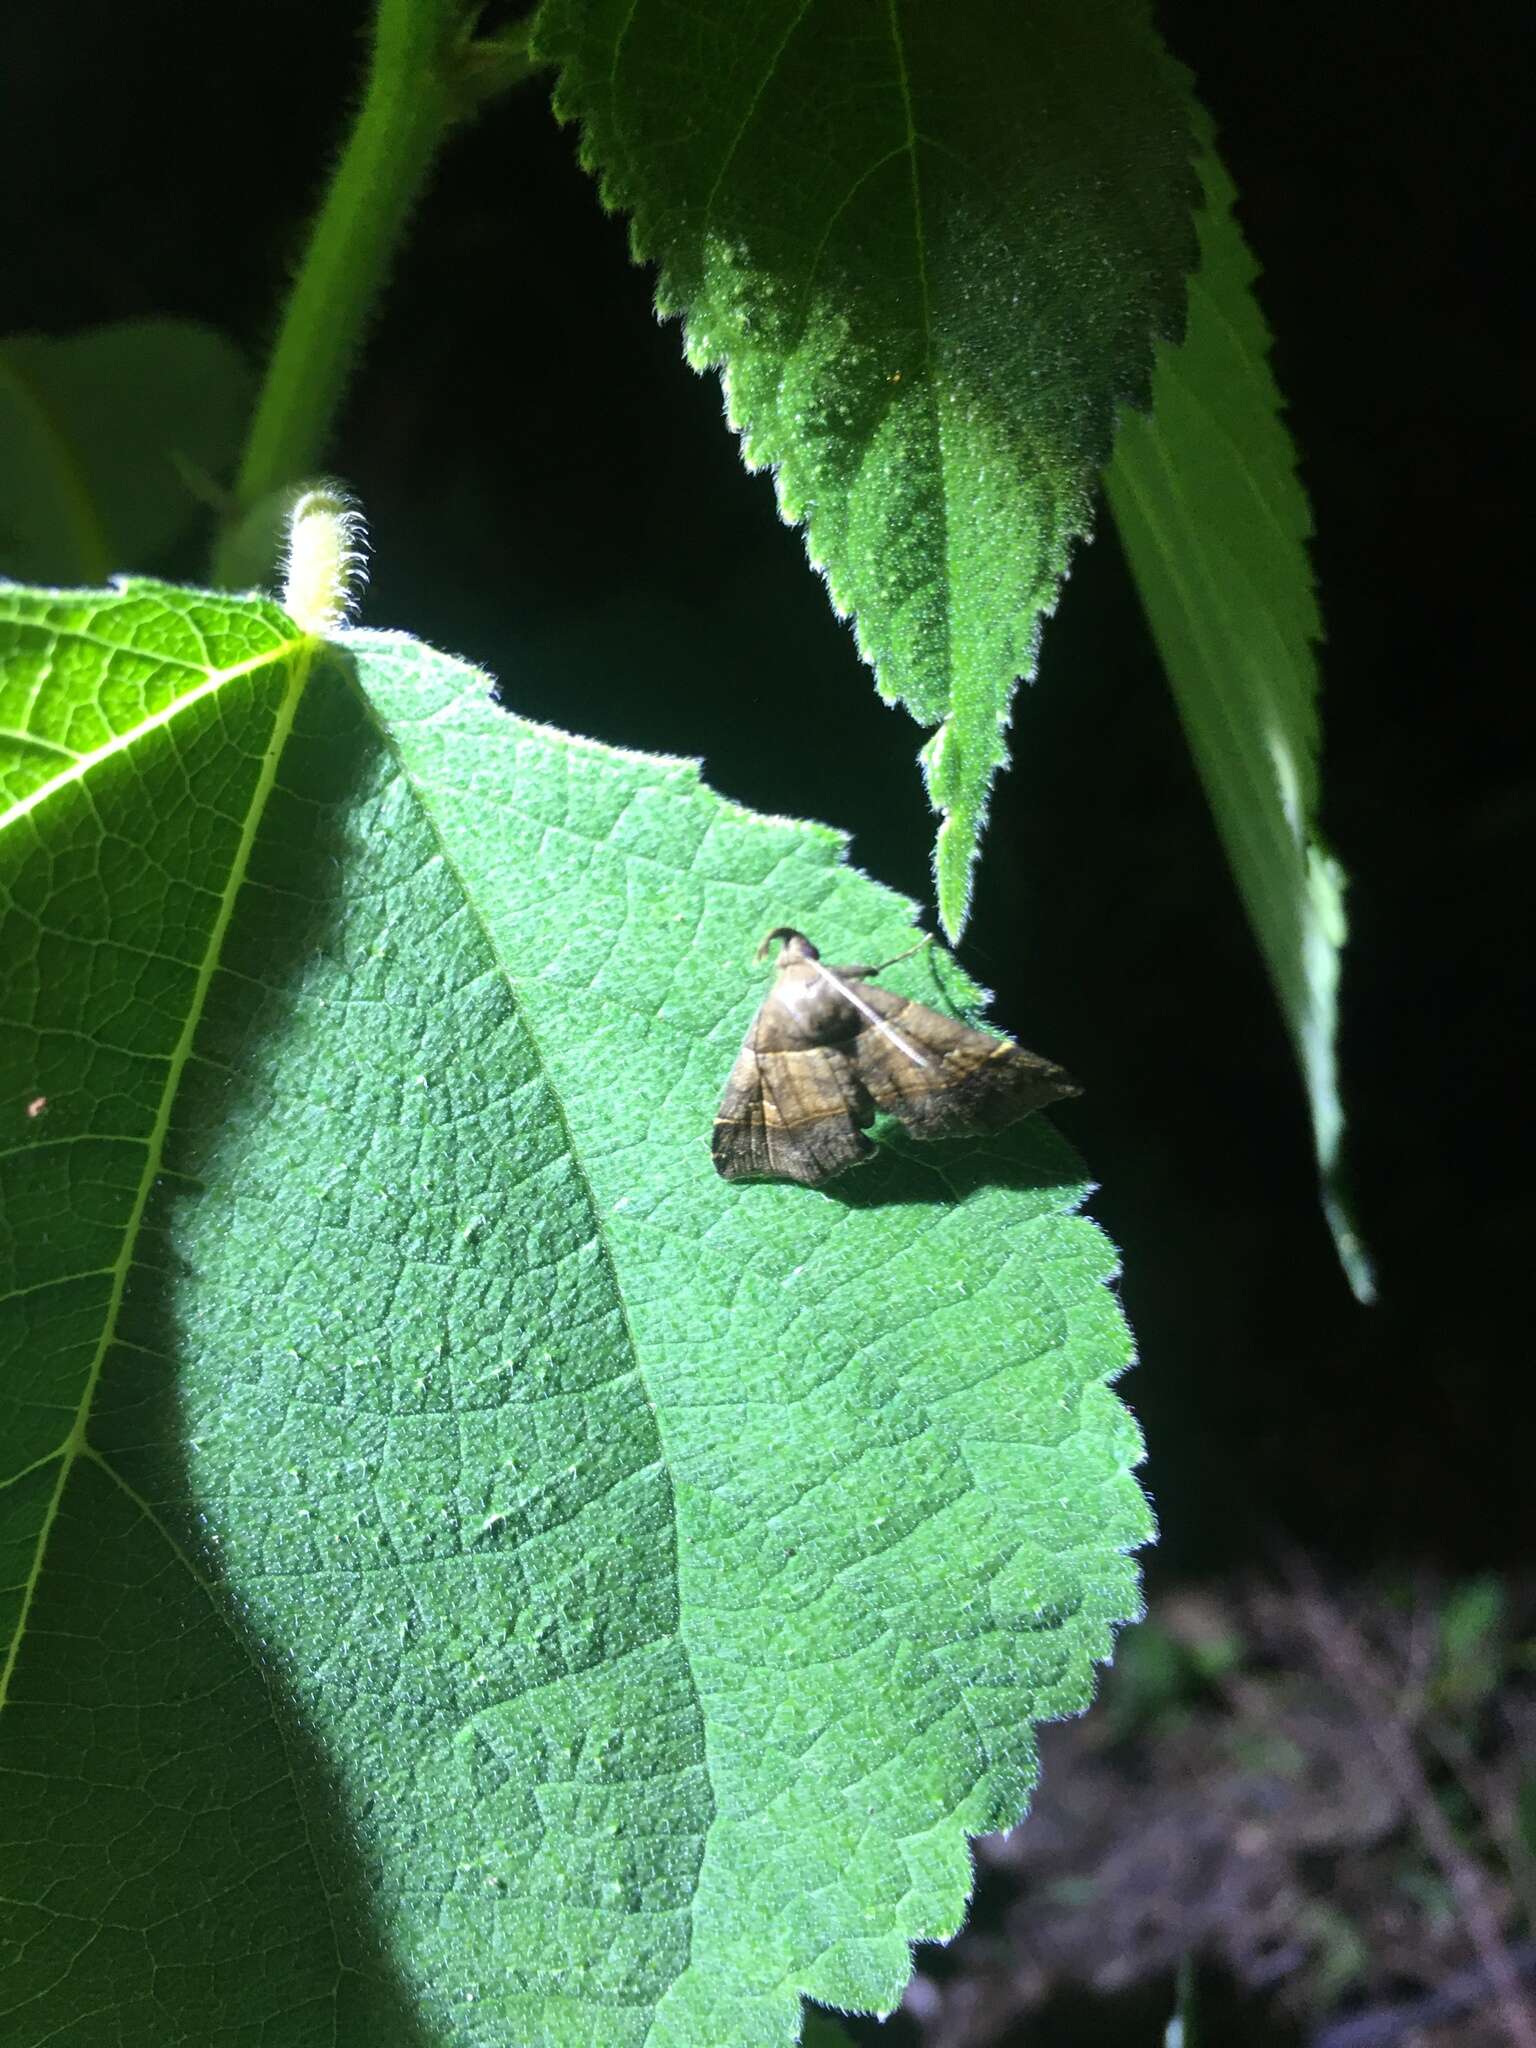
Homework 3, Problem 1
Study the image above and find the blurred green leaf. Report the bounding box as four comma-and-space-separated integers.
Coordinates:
800, 2016, 856, 2048
1165, 1954, 1198, 2047
1427, 1576, 1505, 1725
1104, 1618, 1195, 1735
1436, 1576, 1504, 1677
2, 581, 1145, 2046
1103, 1611, 1246, 1740
1515, 1774, 1536, 1866
1105, 135, 1371, 1301
0, 320, 250, 583
533, 0, 1198, 934
1395, 1866, 1458, 1928
1298, 1899, 1371, 2004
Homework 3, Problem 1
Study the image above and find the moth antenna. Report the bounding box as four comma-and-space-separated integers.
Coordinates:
281, 482, 369, 634
869, 933, 935, 975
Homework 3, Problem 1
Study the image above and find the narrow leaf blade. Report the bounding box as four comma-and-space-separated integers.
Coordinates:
1104, 142, 1372, 1300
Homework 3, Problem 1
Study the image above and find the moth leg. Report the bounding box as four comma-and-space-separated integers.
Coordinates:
828, 934, 933, 982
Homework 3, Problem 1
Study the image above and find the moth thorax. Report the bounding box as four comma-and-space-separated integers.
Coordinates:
776, 965, 862, 1042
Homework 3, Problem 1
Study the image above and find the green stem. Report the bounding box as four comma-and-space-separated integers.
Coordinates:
213, 4, 538, 584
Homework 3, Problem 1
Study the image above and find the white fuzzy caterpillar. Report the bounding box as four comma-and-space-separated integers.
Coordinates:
280, 484, 369, 634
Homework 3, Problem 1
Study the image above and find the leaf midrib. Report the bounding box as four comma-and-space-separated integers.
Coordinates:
348, 655, 711, 2028
886, 0, 955, 714
0, 630, 312, 1713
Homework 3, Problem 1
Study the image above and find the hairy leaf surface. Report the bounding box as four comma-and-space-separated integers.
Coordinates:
532, 0, 1198, 933
1, 583, 1145, 2045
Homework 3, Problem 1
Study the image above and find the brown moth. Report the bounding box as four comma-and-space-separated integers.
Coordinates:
712, 927, 1080, 1185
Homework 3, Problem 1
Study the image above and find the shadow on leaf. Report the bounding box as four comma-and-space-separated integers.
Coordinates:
825, 1111, 1088, 1210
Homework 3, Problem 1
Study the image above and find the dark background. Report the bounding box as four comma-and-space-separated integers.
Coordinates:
3, 0, 1530, 2034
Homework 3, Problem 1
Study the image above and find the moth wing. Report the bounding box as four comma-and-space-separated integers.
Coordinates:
712, 1028, 874, 1185
712, 1040, 773, 1181
848, 982, 1080, 1138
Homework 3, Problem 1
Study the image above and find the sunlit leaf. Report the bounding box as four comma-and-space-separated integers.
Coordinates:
2, 582, 1144, 2044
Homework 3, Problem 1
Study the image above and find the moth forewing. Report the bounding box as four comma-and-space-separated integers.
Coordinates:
711, 926, 1079, 1186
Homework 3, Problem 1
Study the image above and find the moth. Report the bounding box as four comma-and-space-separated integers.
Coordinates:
712, 927, 1080, 1185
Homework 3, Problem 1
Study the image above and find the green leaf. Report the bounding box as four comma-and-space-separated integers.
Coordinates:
1432, 1575, 1505, 1712
2, 584, 1144, 2044
1104, 139, 1372, 1300
531, 0, 1198, 935
1516, 1773, 1536, 1869
0, 320, 251, 583
1438, 1576, 1504, 1665
1165, 1954, 1199, 2047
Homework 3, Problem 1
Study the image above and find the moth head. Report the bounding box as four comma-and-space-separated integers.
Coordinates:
756, 927, 820, 966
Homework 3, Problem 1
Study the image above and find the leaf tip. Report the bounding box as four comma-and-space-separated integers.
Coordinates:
921, 720, 977, 940
933, 813, 975, 943
1321, 1177, 1377, 1307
